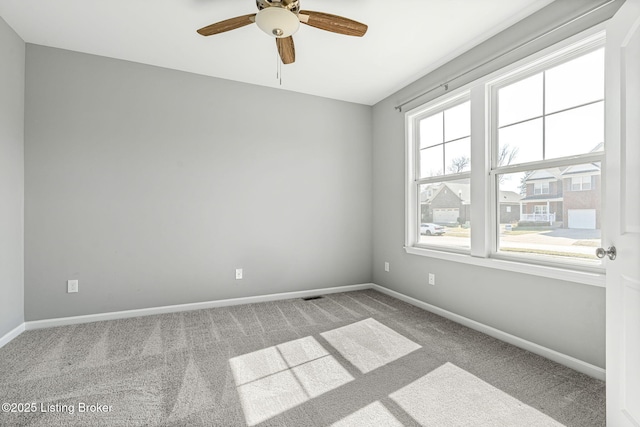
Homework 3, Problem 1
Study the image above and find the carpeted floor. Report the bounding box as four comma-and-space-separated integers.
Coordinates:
0, 290, 605, 426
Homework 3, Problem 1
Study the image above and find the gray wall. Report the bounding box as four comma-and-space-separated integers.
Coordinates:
24, 45, 373, 321
0, 17, 25, 337
371, 1, 609, 368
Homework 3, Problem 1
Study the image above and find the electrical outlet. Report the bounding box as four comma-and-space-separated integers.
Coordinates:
384, 262, 390, 272
428, 273, 435, 286
67, 279, 79, 293
235, 268, 243, 280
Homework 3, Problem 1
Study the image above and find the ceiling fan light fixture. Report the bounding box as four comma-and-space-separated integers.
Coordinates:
255, 7, 300, 38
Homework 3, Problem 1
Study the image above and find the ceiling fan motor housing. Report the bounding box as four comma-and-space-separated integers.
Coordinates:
198, 0, 367, 65
255, 7, 300, 37
256, 0, 300, 14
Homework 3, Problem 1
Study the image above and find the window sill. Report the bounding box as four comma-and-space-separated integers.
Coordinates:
404, 246, 605, 287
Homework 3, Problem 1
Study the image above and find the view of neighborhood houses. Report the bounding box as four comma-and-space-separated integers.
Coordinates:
417, 47, 604, 265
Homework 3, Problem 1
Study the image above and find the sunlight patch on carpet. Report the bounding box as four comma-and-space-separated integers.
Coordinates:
230, 346, 289, 386
390, 362, 565, 426
320, 318, 421, 373
230, 336, 354, 426
331, 401, 404, 427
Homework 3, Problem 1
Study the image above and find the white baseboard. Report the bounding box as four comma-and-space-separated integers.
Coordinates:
371, 284, 606, 381
24, 283, 375, 330
10, 281, 605, 381
0, 322, 26, 349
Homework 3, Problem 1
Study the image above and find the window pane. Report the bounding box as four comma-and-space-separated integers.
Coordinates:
445, 137, 471, 174
545, 48, 604, 114
498, 119, 543, 165
534, 205, 548, 214
419, 145, 443, 178
498, 73, 543, 127
418, 178, 471, 250
444, 101, 470, 141
419, 112, 443, 149
497, 162, 601, 266
534, 182, 550, 194
545, 102, 604, 159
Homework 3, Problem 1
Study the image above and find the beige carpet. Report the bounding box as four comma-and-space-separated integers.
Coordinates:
0, 290, 605, 426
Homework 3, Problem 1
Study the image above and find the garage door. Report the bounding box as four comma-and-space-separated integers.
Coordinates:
568, 209, 596, 229
433, 208, 459, 224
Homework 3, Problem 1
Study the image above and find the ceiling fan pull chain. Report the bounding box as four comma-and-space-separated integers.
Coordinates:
275, 49, 283, 85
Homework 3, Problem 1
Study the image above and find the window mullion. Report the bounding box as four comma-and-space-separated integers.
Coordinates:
491, 152, 604, 176
441, 110, 446, 175
470, 85, 489, 258
415, 171, 471, 186
542, 70, 546, 160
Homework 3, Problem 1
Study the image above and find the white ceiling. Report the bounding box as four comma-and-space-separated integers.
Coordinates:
0, 0, 554, 105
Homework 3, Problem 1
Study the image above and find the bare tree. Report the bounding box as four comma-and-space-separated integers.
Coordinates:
498, 144, 519, 167
444, 145, 518, 182
497, 144, 519, 184
447, 156, 469, 174
519, 172, 530, 196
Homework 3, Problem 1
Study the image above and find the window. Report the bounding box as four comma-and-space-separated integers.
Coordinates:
496, 50, 604, 163
497, 162, 601, 263
534, 182, 550, 195
492, 44, 604, 267
534, 205, 548, 214
571, 176, 592, 191
406, 32, 605, 275
418, 99, 471, 178
409, 94, 471, 251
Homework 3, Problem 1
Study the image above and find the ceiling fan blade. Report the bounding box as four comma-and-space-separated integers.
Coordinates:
276, 36, 295, 64
298, 10, 367, 37
197, 14, 256, 36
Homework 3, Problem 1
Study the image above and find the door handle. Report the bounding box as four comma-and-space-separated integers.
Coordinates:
596, 246, 616, 260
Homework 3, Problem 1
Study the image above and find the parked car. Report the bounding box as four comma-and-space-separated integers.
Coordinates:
420, 223, 445, 236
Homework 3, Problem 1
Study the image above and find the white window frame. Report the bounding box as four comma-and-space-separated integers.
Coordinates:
405, 28, 607, 287
406, 91, 471, 254
488, 36, 605, 272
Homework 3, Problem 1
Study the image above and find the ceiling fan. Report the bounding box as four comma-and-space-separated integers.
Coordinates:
196, 0, 368, 65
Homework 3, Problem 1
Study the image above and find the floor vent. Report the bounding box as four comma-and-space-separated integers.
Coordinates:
301, 296, 324, 301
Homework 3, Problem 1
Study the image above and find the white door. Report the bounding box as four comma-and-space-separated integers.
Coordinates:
433, 208, 459, 224
567, 209, 596, 229
605, 1, 640, 426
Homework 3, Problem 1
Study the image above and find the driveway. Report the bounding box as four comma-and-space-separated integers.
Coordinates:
540, 228, 601, 239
